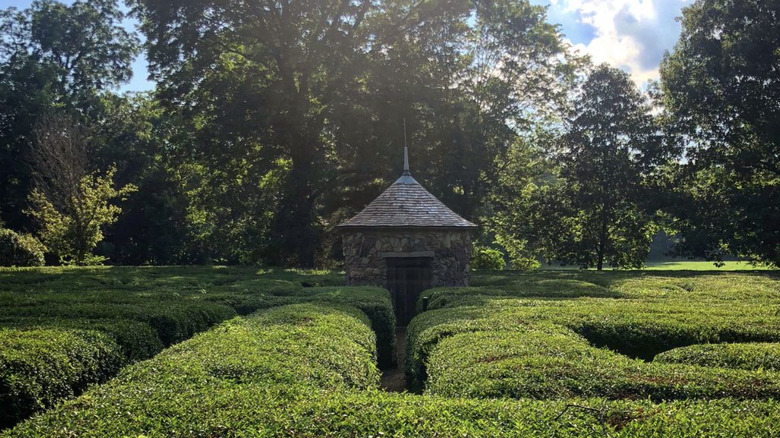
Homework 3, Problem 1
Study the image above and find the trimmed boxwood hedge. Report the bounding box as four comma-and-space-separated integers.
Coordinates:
425, 329, 780, 401
10, 385, 780, 437
190, 285, 396, 368
0, 267, 398, 430
4, 303, 381, 436
0, 317, 163, 362
7, 303, 780, 437
655, 342, 780, 371
5, 268, 780, 436
0, 328, 123, 429
407, 274, 780, 393
307, 286, 396, 368
0, 301, 237, 346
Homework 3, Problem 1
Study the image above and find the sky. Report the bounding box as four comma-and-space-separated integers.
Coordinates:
535, 0, 692, 87
2, 0, 691, 92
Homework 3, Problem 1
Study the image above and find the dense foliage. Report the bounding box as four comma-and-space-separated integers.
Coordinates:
1, 0, 778, 267
659, 0, 780, 266
0, 266, 395, 428
3, 269, 780, 436
655, 342, 780, 372
0, 0, 138, 235
539, 66, 662, 270
0, 228, 45, 267
407, 271, 780, 391
471, 245, 505, 270
0, 328, 123, 428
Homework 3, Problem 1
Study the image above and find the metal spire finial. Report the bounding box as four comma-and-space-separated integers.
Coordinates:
403, 119, 410, 175
394, 119, 416, 184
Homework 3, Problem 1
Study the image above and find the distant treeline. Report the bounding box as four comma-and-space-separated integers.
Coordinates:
0, 0, 776, 269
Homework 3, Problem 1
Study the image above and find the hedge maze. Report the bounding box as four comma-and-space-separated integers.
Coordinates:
2, 268, 780, 436
0, 267, 393, 429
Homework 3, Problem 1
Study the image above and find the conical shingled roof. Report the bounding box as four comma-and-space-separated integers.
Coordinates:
338, 148, 478, 229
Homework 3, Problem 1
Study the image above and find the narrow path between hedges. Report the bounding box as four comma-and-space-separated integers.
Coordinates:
380, 327, 407, 392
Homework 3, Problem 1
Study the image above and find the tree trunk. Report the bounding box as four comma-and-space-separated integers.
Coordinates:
288, 157, 317, 268
596, 210, 608, 271
271, 56, 321, 267
271, 121, 319, 268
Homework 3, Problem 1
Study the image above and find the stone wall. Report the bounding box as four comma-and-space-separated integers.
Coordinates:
342, 229, 473, 287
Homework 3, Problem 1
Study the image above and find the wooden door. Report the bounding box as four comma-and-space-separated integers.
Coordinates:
386, 257, 432, 326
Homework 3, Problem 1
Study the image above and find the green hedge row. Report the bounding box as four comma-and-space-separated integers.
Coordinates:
407, 304, 780, 393
425, 329, 780, 401
0, 317, 163, 362
407, 275, 780, 392
7, 305, 780, 436
0, 301, 237, 346
0, 328, 123, 429
308, 286, 396, 368
191, 285, 397, 368
4, 303, 381, 436
1, 282, 395, 368
11, 388, 780, 436
0, 268, 395, 431
420, 280, 620, 309
655, 342, 780, 371
0, 297, 237, 430
13, 386, 780, 437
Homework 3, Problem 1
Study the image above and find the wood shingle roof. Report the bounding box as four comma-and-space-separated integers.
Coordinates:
338, 173, 478, 229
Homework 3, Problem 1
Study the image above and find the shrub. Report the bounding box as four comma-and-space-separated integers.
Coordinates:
187, 285, 396, 367
306, 286, 396, 368
0, 301, 237, 346
471, 246, 505, 270
5, 303, 381, 436
5, 268, 780, 436
0, 229, 45, 267
9, 387, 780, 437
0, 328, 123, 429
406, 273, 780, 392
7, 308, 780, 437
425, 329, 780, 401
0, 317, 163, 362
655, 342, 780, 371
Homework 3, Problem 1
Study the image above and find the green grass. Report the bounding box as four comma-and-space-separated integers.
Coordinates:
536, 260, 776, 271
644, 261, 775, 270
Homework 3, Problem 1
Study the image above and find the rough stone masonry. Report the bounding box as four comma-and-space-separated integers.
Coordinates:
342, 229, 473, 287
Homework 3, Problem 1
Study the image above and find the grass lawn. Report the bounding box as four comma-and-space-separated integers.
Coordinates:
539, 260, 776, 271
644, 260, 775, 270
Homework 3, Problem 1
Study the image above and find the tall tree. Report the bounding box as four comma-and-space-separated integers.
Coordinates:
0, 0, 139, 230
526, 65, 661, 270
130, 0, 385, 266
91, 93, 197, 265
129, 0, 578, 266
659, 0, 780, 266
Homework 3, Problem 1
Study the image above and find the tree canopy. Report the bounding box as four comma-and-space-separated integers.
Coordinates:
659, 0, 780, 266
0, 0, 138, 232
0, 0, 776, 269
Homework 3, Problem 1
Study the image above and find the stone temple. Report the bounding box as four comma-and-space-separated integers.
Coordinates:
338, 147, 477, 326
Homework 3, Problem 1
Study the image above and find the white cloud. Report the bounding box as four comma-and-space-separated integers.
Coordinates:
547, 0, 689, 88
